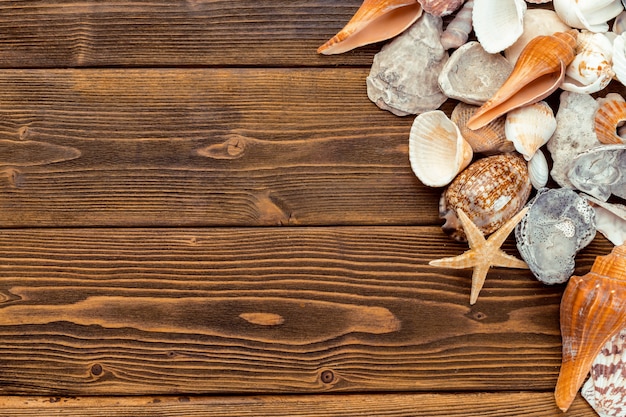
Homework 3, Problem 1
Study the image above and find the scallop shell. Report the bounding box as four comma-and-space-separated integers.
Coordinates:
440, 0, 473, 50
562, 31, 615, 94
409, 110, 473, 187
419, 0, 464, 16
614, 33, 626, 87
567, 144, 626, 201
451, 102, 514, 154
472, 0, 526, 54
553, 0, 624, 33
439, 153, 531, 242
466, 30, 577, 130
317, 0, 424, 55
505, 101, 556, 161
595, 93, 626, 145
527, 148, 549, 189
555, 242, 626, 412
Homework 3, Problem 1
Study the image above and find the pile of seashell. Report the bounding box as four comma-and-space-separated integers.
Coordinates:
317, 0, 626, 414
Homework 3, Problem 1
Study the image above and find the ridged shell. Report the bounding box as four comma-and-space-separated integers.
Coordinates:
504, 101, 556, 161
614, 33, 626, 87
562, 31, 615, 94
466, 30, 577, 130
419, 0, 464, 16
451, 102, 514, 154
440, 0, 473, 50
553, 0, 624, 33
555, 242, 626, 412
317, 0, 424, 55
472, 0, 526, 54
409, 110, 473, 187
439, 153, 531, 242
595, 93, 626, 145
527, 149, 549, 189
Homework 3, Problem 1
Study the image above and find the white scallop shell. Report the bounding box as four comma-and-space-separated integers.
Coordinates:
527, 149, 549, 189
562, 31, 615, 94
505, 101, 556, 161
614, 33, 626, 87
473, 0, 526, 54
409, 110, 473, 188
553, 0, 624, 33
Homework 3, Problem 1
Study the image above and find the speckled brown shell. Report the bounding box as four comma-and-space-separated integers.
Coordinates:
439, 153, 531, 241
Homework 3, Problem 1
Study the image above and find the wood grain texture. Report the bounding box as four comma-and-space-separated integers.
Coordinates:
0, 393, 598, 416
0, 226, 614, 395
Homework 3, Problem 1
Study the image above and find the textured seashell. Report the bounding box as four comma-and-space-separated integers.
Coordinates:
527, 149, 549, 189
581, 328, 626, 417
567, 144, 626, 202
505, 101, 556, 161
614, 33, 626, 87
439, 153, 531, 242
472, 0, 526, 54
562, 31, 615, 94
418, 0, 464, 16
438, 42, 513, 106
408, 110, 473, 187
595, 93, 626, 145
515, 187, 596, 285
525, 0, 551, 3
553, 0, 624, 33
586, 195, 626, 246
466, 30, 577, 130
614, 10, 626, 35
451, 102, 515, 154
555, 242, 626, 412
317, 0, 423, 55
440, 0, 473, 50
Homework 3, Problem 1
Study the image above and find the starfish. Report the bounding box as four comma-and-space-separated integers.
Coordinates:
429, 207, 530, 305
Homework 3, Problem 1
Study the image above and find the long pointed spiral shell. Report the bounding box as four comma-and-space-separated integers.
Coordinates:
440, 0, 473, 49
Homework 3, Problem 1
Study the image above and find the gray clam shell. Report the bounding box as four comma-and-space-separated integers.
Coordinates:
567, 144, 626, 202
515, 188, 596, 285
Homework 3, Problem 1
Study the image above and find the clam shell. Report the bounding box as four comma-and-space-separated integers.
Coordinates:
440, 153, 531, 242
553, 0, 624, 33
567, 144, 626, 201
409, 110, 473, 187
555, 243, 626, 412
440, 0, 473, 50
595, 93, 626, 145
614, 33, 626, 87
505, 101, 556, 161
527, 148, 549, 189
562, 31, 615, 94
515, 187, 596, 285
467, 30, 577, 130
585, 195, 626, 246
472, 0, 526, 54
317, 0, 424, 55
418, 0, 464, 16
451, 102, 514, 154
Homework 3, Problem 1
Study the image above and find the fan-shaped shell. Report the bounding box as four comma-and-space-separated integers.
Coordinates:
553, 0, 624, 33
614, 33, 626, 87
595, 93, 626, 145
317, 0, 424, 55
409, 110, 473, 188
466, 30, 577, 130
451, 102, 514, 154
562, 31, 615, 94
505, 101, 556, 161
472, 0, 526, 54
555, 242, 626, 412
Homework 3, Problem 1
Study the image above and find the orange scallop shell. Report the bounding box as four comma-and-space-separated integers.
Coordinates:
555, 242, 626, 412
595, 95, 626, 145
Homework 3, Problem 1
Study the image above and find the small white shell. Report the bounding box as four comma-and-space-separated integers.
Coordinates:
473, 0, 526, 54
409, 110, 473, 187
505, 101, 557, 161
553, 0, 624, 33
614, 32, 626, 87
614, 10, 626, 35
528, 149, 549, 189
562, 31, 615, 94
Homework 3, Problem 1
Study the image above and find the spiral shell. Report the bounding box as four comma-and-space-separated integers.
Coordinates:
439, 153, 531, 242
419, 0, 464, 16
440, 0, 473, 50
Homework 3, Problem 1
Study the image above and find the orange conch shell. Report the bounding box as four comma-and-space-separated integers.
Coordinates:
317, 0, 423, 55
467, 30, 577, 130
555, 242, 626, 412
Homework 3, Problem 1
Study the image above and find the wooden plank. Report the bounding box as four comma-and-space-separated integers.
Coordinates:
0, 393, 597, 416
0, 226, 613, 395
0, 68, 446, 227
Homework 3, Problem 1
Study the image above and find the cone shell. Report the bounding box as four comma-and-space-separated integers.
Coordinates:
472, 0, 526, 54
466, 30, 577, 130
505, 101, 556, 161
409, 110, 473, 187
451, 102, 514, 154
440, 0, 473, 50
555, 242, 626, 412
317, 0, 424, 55
595, 93, 626, 145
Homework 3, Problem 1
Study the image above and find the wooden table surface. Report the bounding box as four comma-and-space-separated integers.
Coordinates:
0, 1, 621, 415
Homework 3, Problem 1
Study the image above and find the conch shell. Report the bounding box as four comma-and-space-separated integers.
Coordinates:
555, 242, 626, 412
317, 0, 423, 55
466, 30, 577, 130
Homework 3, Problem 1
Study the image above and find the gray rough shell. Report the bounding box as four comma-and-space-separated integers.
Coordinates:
568, 144, 626, 202
439, 153, 531, 242
515, 188, 596, 285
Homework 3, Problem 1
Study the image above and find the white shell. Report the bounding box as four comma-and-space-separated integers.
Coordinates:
585, 195, 626, 246
553, 0, 624, 33
562, 31, 615, 94
527, 149, 549, 189
505, 101, 556, 161
614, 10, 626, 35
409, 110, 473, 187
473, 0, 526, 54
614, 33, 626, 87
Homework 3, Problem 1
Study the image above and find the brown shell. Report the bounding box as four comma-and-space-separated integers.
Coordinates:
595, 95, 626, 145
317, 0, 423, 55
451, 102, 515, 154
439, 153, 531, 242
467, 30, 577, 130
555, 242, 626, 412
